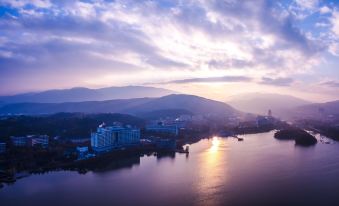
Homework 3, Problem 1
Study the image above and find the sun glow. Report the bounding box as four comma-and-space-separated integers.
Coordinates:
209, 136, 221, 153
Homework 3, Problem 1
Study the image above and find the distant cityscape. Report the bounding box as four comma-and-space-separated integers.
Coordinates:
0, 108, 279, 165
1, 93, 338, 205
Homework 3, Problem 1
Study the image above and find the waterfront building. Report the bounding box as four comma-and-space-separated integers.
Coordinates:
145, 124, 179, 136
0, 142, 6, 154
10, 136, 29, 147
10, 135, 49, 147
155, 138, 176, 151
91, 125, 140, 153
70, 137, 91, 144
76, 146, 89, 159
256, 116, 274, 127
146, 120, 181, 136
30, 135, 49, 148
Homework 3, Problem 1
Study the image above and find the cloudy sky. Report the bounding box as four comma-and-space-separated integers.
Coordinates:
0, 0, 339, 102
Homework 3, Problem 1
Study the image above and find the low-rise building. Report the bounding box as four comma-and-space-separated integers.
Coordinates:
10, 136, 29, 147
0, 142, 6, 154
256, 116, 274, 127
76, 146, 89, 159
145, 122, 179, 136
31, 135, 49, 148
70, 137, 90, 144
10, 135, 49, 148
91, 125, 140, 153
155, 138, 176, 151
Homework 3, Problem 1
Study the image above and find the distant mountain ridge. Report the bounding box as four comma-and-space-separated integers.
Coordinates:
227, 93, 311, 117
0, 94, 240, 117
289, 100, 339, 120
0, 86, 177, 104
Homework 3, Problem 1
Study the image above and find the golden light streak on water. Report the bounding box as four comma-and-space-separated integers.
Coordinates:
195, 136, 228, 205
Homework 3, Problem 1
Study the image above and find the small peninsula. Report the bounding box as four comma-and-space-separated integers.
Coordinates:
274, 128, 317, 146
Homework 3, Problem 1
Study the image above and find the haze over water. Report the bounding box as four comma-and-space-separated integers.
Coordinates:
1, 131, 339, 206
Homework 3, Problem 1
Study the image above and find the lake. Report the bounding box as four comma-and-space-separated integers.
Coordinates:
1, 131, 339, 206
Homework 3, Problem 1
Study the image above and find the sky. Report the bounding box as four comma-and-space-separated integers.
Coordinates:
0, 0, 339, 102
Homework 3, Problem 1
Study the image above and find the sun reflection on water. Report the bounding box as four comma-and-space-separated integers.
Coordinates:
209, 136, 221, 153
194, 136, 228, 205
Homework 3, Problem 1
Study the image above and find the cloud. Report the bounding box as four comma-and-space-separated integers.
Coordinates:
315, 22, 330, 28
164, 76, 252, 84
0, 0, 336, 95
208, 59, 254, 69
0, 0, 324, 72
0, 5, 188, 73
319, 6, 331, 14
331, 10, 339, 37
295, 0, 319, 10
260, 77, 294, 87
329, 43, 339, 56
1, 0, 52, 9
321, 81, 339, 88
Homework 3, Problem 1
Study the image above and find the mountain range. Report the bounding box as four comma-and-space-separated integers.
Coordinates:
1, 86, 338, 121
0, 86, 176, 104
0, 94, 240, 118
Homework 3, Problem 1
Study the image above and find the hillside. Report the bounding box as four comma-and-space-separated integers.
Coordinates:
138, 109, 193, 120
128, 94, 238, 116
0, 94, 239, 118
0, 113, 145, 139
0, 98, 152, 115
0, 86, 176, 104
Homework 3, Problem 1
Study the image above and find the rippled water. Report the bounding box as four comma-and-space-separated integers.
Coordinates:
1, 131, 339, 206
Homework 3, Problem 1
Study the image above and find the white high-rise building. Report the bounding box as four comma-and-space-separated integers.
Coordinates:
91, 126, 140, 153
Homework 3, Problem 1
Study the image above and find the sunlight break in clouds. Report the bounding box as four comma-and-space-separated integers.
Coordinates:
0, 0, 338, 101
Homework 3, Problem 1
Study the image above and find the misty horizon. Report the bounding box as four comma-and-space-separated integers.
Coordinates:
0, 84, 336, 104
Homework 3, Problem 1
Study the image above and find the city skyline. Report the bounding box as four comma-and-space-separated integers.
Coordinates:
1, 0, 339, 102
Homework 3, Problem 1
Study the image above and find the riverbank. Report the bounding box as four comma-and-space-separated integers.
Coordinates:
0, 123, 291, 186
2, 131, 339, 206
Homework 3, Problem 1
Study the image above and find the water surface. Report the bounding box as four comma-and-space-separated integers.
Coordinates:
1, 131, 339, 206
